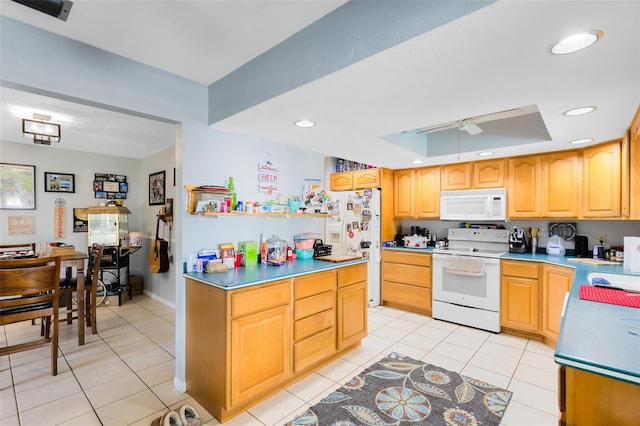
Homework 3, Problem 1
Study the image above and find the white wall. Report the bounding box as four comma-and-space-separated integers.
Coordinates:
0, 140, 143, 249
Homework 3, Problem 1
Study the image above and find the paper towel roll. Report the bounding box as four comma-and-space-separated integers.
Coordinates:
623, 236, 640, 272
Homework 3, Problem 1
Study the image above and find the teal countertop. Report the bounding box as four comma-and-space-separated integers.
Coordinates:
385, 248, 640, 384
183, 258, 369, 290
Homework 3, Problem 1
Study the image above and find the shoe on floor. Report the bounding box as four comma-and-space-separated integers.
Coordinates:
179, 404, 201, 426
151, 410, 183, 426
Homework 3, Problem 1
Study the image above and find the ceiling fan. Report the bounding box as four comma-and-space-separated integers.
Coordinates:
416, 107, 524, 135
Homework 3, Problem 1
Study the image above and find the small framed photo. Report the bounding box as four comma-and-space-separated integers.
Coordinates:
149, 170, 166, 205
44, 172, 75, 193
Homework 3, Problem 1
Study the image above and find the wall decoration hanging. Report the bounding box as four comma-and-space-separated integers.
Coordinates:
258, 160, 279, 194
93, 173, 127, 199
53, 197, 66, 239
45, 172, 75, 193
0, 163, 36, 210
149, 170, 165, 205
73, 208, 88, 232
7, 215, 35, 235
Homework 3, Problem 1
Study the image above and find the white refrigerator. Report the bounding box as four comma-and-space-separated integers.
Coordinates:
326, 188, 381, 307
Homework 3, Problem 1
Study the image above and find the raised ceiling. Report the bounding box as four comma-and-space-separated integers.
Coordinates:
1, 0, 638, 167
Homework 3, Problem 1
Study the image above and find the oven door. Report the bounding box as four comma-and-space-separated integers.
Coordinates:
432, 253, 500, 311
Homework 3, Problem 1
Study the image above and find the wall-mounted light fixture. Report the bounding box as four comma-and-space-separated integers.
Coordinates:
22, 113, 61, 145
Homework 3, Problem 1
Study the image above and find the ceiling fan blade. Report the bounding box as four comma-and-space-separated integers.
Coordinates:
463, 122, 483, 135
415, 121, 458, 135
471, 107, 523, 124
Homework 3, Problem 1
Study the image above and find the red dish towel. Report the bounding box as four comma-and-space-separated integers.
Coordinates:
579, 285, 640, 308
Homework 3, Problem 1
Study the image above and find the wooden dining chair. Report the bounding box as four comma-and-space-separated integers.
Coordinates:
59, 243, 104, 333
0, 256, 61, 376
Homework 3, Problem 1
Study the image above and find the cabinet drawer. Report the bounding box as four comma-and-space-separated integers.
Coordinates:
337, 264, 367, 287
382, 263, 431, 287
383, 250, 432, 266
231, 280, 291, 318
382, 281, 432, 311
294, 327, 336, 372
502, 260, 539, 279
295, 271, 336, 300
295, 308, 335, 342
295, 290, 335, 320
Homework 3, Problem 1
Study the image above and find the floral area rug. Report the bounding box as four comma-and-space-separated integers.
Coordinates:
285, 352, 512, 426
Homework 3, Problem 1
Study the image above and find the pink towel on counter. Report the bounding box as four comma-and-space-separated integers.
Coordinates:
445, 256, 486, 276
579, 285, 640, 308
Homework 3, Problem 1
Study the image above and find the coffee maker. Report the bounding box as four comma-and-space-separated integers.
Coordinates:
509, 227, 529, 254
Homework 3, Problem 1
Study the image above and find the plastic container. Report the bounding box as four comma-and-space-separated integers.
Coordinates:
266, 235, 287, 266
546, 234, 566, 256
294, 234, 318, 250
296, 249, 314, 259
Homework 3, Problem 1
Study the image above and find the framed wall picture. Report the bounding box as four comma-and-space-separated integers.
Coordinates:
44, 172, 75, 193
149, 170, 165, 205
94, 173, 127, 199
0, 162, 36, 210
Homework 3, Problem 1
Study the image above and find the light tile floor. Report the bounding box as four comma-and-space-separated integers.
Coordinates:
0, 295, 560, 425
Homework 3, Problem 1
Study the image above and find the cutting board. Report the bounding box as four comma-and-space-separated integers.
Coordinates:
315, 254, 362, 262
566, 258, 623, 266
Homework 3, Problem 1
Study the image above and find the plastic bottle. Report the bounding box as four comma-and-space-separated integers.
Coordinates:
260, 234, 267, 265
546, 233, 566, 256
227, 177, 237, 211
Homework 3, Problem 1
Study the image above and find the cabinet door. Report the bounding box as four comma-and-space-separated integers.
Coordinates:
620, 129, 630, 218
393, 169, 414, 217
415, 166, 440, 218
541, 151, 580, 217
330, 172, 354, 191
353, 169, 381, 189
441, 163, 472, 190
337, 281, 367, 350
500, 275, 539, 332
473, 159, 505, 188
230, 305, 292, 407
541, 264, 573, 342
631, 107, 640, 219
507, 155, 541, 218
582, 140, 622, 217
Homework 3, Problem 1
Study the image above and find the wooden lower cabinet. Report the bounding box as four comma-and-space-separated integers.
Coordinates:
185, 263, 367, 423
541, 264, 574, 343
230, 304, 292, 406
500, 260, 572, 345
559, 366, 640, 425
500, 260, 540, 332
337, 265, 368, 349
381, 250, 432, 315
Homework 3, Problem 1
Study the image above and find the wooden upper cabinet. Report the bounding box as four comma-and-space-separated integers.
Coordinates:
415, 166, 440, 218
541, 151, 580, 217
441, 163, 471, 190
329, 169, 381, 191
329, 172, 353, 191
507, 155, 541, 218
473, 159, 506, 188
352, 169, 381, 189
630, 106, 640, 219
441, 160, 504, 190
582, 140, 622, 218
621, 129, 630, 218
393, 169, 415, 217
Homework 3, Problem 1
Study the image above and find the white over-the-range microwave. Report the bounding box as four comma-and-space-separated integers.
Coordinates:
440, 188, 507, 221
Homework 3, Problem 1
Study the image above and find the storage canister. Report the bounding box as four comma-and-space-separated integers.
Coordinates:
266, 235, 287, 266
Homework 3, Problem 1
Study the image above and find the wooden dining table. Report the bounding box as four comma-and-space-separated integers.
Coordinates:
58, 251, 89, 345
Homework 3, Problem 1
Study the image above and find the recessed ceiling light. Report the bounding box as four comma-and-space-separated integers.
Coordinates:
477, 151, 494, 157
295, 120, 315, 128
411, 159, 424, 165
564, 106, 597, 116
550, 30, 603, 55
570, 138, 593, 145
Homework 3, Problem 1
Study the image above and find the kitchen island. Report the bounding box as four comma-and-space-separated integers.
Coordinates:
183, 258, 368, 423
